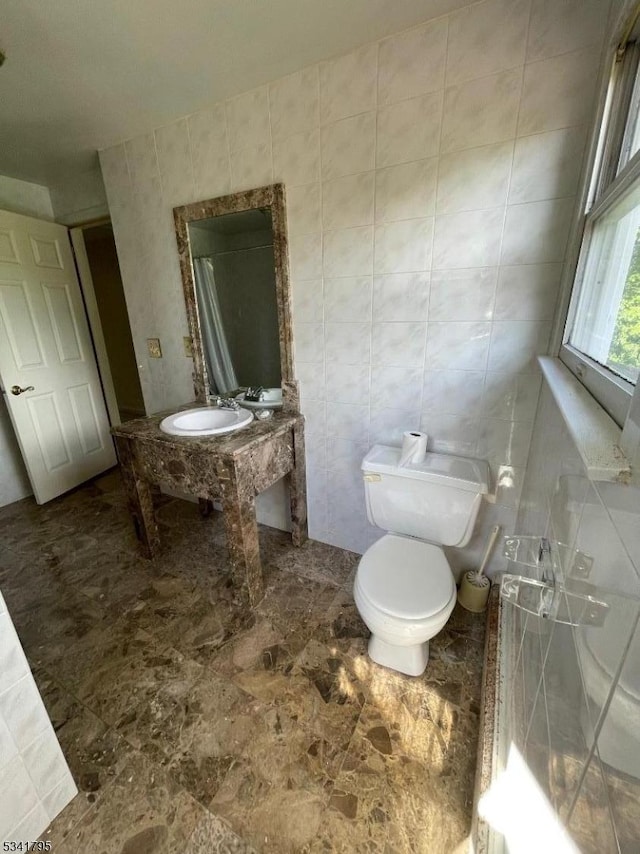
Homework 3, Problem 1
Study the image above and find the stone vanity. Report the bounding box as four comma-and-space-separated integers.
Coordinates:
112, 407, 307, 605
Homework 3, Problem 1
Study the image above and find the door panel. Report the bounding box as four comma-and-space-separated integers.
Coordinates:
0, 209, 116, 503
68, 384, 104, 454
0, 279, 47, 368
0, 228, 20, 263
42, 282, 84, 363
30, 234, 64, 269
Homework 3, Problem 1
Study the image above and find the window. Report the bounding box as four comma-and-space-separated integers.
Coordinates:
562, 33, 640, 426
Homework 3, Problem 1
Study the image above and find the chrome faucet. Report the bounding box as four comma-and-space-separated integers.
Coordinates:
213, 395, 240, 411
245, 386, 265, 402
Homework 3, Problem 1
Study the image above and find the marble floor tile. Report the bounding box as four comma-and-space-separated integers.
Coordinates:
0, 468, 485, 853
117, 667, 259, 806
44, 751, 206, 854
185, 810, 257, 853
273, 537, 360, 588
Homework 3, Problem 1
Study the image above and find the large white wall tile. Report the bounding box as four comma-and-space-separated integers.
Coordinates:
433, 208, 504, 269
483, 371, 542, 421
437, 142, 513, 214
374, 218, 433, 274
321, 112, 376, 179
518, 48, 599, 136
323, 226, 373, 277
324, 276, 373, 321
297, 362, 325, 401
373, 272, 430, 321
229, 142, 273, 191
125, 132, 160, 190
187, 106, 231, 199
269, 66, 319, 141
375, 159, 438, 223
327, 437, 369, 472
287, 183, 322, 235
326, 402, 370, 441
0, 756, 39, 839
325, 363, 371, 405
371, 322, 427, 367
376, 93, 443, 167
325, 322, 372, 364
0, 713, 17, 770
99, 144, 131, 201
526, 0, 609, 63
371, 365, 423, 410
488, 320, 551, 372
155, 119, 195, 206
477, 417, 533, 467
273, 130, 320, 186
289, 232, 322, 280
0, 676, 51, 751
294, 321, 325, 362
322, 172, 375, 230
509, 127, 587, 203
21, 730, 68, 797
441, 69, 522, 152
426, 321, 491, 370
378, 18, 448, 105
226, 86, 270, 150
446, 0, 531, 86
501, 198, 574, 264
302, 399, 327, 439
494, 263, 561, 321
0, 614, 28, 694
429, 268, 497, 321
423, 369, 485, 416
320, 43, 378, 124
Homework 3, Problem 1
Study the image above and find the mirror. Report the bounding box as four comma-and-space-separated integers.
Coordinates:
173, 184, 297, 411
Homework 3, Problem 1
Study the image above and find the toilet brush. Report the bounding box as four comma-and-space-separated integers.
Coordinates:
457, 525, 501, 613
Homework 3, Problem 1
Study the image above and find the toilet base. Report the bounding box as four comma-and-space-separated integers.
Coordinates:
368, 635, 429, 677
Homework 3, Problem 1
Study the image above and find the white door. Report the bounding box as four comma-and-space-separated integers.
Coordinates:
0, 209, 116, 503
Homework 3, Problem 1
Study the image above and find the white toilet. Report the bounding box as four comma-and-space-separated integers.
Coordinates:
354, 444, 490, 676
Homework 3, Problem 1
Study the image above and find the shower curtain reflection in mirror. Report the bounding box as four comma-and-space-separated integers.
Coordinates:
193, 256, 238, 394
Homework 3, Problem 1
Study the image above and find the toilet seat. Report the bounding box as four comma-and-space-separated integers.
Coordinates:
356, 534, 454, 620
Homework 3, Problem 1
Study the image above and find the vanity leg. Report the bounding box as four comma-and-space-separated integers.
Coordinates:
289, 422, 308, 547
218, 465, 263, 606
114, 437, 160, 559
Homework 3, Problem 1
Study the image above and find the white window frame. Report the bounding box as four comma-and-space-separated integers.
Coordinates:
559, 16, 640, 428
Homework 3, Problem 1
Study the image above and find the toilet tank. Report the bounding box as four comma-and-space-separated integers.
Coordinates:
362, 445, 490, 547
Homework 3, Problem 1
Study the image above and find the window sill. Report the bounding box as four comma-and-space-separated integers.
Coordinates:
538, 357, 631, 483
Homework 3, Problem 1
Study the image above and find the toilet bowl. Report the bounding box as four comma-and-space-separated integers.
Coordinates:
354, 444, 489, 677
354, 534, 457, 676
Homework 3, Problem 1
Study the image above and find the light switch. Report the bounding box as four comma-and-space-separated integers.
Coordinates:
147, 338, 162, 358
183, 336, 193, 357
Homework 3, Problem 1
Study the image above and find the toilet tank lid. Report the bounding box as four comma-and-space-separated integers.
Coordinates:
362, 445, 490, 494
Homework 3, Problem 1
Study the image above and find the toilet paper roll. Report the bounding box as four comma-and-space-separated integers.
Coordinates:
399, 431, 428, 466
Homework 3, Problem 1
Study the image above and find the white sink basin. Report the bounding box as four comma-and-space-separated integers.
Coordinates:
235, 387, 283, 410
159, 406, 253, 437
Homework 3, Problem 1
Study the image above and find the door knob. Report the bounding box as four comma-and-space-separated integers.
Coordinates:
10, 385, 35, 396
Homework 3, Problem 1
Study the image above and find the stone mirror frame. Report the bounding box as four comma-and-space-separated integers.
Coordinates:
173, 183, 298, 412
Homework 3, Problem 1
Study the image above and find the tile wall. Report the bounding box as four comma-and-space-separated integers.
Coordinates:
0, 591, 77, 841
99, 0, 611, 560
503, 381, 640, 852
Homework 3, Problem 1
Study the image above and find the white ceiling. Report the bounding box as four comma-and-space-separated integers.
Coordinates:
0, 0, 470, 188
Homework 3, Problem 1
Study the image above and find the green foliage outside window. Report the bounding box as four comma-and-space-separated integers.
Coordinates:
608, 230, 640, 381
